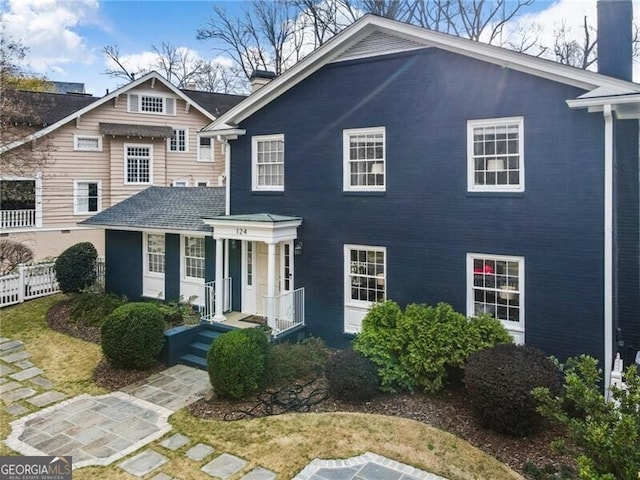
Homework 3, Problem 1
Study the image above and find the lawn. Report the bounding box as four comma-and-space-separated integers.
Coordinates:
0, 296, 522, 479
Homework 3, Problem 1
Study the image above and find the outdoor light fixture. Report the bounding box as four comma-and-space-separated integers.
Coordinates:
294, 241, 303, 255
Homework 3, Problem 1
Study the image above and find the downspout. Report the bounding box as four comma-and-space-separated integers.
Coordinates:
603, 104, 613, 397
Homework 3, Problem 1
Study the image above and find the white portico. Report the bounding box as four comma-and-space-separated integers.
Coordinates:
203, 213, 304, 334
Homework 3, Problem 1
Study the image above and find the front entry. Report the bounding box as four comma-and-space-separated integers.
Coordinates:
242, 240, 293, 316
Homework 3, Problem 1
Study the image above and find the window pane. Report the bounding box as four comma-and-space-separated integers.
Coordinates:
471, 256, 521, 324
347, 130, 385, 189
471, 121, 521, 189
147, 234, 165, 274
348, 247, 385, 304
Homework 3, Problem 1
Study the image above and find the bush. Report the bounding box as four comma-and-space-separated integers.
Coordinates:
265, 337, 329, 387
101, 303, 165, 369
70, 292, 127, 327
207, 328, 270, 400
354, 301, 512, 393
325, 349, 380, 402
54, 242, 97, 293
534, 355, 640, 480
464, 343, 563, 436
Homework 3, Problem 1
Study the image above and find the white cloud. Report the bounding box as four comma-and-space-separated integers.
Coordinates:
1, 0, 99, 74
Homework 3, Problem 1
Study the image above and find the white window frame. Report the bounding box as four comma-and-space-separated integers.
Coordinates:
168, 128, 188, 153
0, 173, 43, 228
344, 244, 386, 334
145, 233, 166, 276
197, 136, 213, 162
73, 134, 102, 152
172, 180, 189, 187
467, 117, 524, 192
466, 253, 525, 342
127, 92, 176, 116
343, 127, 386, 192
182, 235, 206, 282
196, 180, 210, 187
252, 134, 285, 192
73, 180, 102, 215
124, 143, 153, 185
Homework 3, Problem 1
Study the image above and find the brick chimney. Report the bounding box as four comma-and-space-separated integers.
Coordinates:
250, 70, 276, 93
597, 0, 633, 81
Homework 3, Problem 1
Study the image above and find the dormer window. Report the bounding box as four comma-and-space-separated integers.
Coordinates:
128, 93, 176, 116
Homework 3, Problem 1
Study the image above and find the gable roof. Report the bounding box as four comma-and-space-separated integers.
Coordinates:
80, 186, 225, 233
0, 71, 238, 154
4, 90, 98, 126
180, 89, 247, 117
204, 14, 640, 133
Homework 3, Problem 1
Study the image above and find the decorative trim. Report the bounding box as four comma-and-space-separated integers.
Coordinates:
73, 134, 102, 152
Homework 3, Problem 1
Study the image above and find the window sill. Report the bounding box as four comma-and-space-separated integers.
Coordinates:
196, 159, 214, 163
251, 190, 284, 196
342, 191, 386, 197
466, 191, 524, 198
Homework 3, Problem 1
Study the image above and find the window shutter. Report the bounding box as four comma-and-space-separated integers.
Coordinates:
129, 94, 139, 112
166, 98, 175, 115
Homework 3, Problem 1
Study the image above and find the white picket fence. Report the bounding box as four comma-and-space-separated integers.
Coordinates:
0, 257, 105, 308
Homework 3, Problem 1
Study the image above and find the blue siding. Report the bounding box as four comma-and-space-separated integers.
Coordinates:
105, 230, 142, 300
229, 49, 608, 362
165, 234, 181, 302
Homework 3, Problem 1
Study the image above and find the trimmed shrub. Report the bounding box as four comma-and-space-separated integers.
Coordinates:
464, 343, 563, 436
325, 349, 380, 402
54, 242, 97, 293
354, 301, 512, 393
70, 292, 126, 327
101, 303, 165, 369
534, 355, 640, 480
207, 327, 270, 400
265, 337, 329, 387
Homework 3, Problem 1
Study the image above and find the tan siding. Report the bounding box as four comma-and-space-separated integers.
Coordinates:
4, 229, 105, 260
1, 77, 226, 257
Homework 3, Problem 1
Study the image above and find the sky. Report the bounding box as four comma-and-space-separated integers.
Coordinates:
0, 0, 638, 96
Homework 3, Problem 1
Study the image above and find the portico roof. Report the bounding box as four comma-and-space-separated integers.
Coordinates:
203, 213, 302, 223
203, 213, 302, 243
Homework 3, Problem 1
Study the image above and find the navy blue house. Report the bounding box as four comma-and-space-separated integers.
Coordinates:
90, 3, 640, 387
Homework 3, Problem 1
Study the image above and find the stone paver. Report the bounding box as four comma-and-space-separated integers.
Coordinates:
14, 360, 35, 370
240, 467, 278, 480
0, 364, 16, 376
6, 392, 173, 469
202, 453, 247, 479
1, 350, 31, 363
0, 340, 23, 352
27, 391, 66, 407
9, 367, 43, 381
0, 381, 21, 393
186, 443, 214, 461
160, 433, 190, 451
5, 403, 29, 417
0, 337, 10, 344
293, 453, 447, 480
28, 376, 55, 390
119, 449, 168, 477
150, 473, 174, 480
3, 387, 37, 403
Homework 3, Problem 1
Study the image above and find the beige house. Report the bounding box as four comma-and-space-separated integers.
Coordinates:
0, 72, 245, 259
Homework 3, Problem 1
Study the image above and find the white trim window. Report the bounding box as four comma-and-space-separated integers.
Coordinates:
467, 117, 524, 192
128, 93, 175, 115
169, 128, 188, 152
467, 253, 524, 340
344, 245, 386, 334
184, 236, 205, 280
196, 180, 210, 187
74, 135, 102, 151
146, 234, 165, 274
252, 134, 284, 191
343, 127, 386, 192
73, 180, 101, 214
197, 137, 213, 162
172, 180, 189, 187
125, 144, 152, 184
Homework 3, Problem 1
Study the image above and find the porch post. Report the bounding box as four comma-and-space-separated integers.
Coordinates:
266, 241, 277, 326
213, 236, 226, 322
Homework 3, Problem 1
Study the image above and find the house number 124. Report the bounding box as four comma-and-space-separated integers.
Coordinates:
236, 228, 247, 235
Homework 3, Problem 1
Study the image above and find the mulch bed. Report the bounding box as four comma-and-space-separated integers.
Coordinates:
47, 299, 572, 477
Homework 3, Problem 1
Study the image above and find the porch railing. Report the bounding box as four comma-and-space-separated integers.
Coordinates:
202, 277, 232, 321
1, 209, 36, 229
263, 287, 305, 337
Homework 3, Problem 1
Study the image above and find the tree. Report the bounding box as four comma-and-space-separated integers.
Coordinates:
0, 240, 33, 276
553, 16, 597, 70
0, 21, 54, 176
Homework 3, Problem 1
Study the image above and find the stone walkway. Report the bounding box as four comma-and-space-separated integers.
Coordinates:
2, 337, 447, 479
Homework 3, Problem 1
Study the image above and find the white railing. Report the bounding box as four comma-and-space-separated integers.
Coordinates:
1, 209, 36, 229
202, 277, 232, 321
0, 257, 105, 308
263, 287, 305, 337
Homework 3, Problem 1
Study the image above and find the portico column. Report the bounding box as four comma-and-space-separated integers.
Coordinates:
213, 236, 226, 322
266, 242, 277, 326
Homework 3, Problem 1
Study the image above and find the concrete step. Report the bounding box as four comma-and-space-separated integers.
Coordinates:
189, 342, 210, 356
179, 354, 207, 370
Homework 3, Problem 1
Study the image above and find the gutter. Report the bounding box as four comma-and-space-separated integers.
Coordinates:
603, 104, 614, 397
